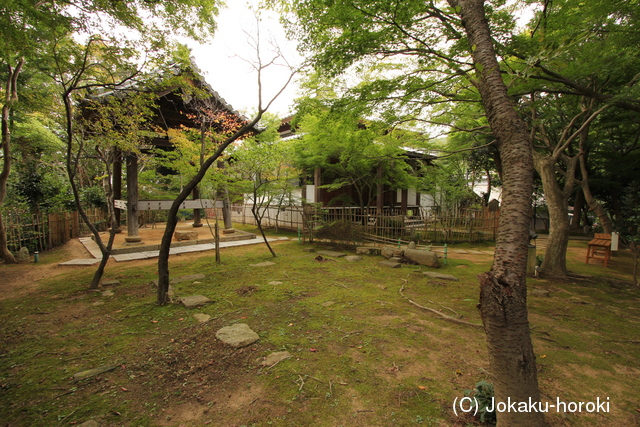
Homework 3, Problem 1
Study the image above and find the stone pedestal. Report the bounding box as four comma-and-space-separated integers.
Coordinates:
124, 235, 143, 245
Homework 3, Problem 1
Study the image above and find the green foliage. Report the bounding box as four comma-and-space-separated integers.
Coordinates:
293, 105, 419, 207
619, 181, 640, 245
229, 114, 300, 211
80, 185, 107, 209
464, 380, 496, 425
146, 108, 246, 200
314, 219, 364, 247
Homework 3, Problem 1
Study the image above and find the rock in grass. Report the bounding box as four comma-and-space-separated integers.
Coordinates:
171, 273, 206, 284
193, 313, 211, 323
216, 323, 259, 348
317, 250, 346, 257
249, 262, 276, 267
100, 280, 120, 287
423, 272, 459, 281
73, 365, 118, 381
179, 295, 211, 309
261, 351, 291, 367
16, 247, 30, 263
379, 260, 401, 268
530, 288, 550, 297
403, 248, 440, 268
381, 247, 403, 259
345, 255, 363, 262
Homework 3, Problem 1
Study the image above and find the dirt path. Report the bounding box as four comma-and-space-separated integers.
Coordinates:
0, 234, 273, 301
0, 239, 95, 300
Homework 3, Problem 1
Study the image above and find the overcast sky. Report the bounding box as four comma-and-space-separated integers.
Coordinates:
183, 1, 302, 118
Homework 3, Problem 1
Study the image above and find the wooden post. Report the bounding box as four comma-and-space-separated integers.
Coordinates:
400, 189, 408, 214
125, 153, 142, 244
376, 165, 383, 223
113, 150, 122, 232
314, 167, 321, 205
192, 186, 203, 227
215, 221, 220, 264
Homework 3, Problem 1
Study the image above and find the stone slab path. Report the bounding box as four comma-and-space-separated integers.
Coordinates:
63, 236, 280, 265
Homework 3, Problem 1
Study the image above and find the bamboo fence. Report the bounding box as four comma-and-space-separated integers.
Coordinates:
231, 205, 500, 244
3, 208, 108, 254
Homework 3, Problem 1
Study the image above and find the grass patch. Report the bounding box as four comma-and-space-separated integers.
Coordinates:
0, 231, 638, 426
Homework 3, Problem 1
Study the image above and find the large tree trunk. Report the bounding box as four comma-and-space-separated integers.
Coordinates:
534, 154, 572, 276
0, 60, 23, 264
453, 1, 546, 425
0, 214, 14, 263
578, 132, 613, 234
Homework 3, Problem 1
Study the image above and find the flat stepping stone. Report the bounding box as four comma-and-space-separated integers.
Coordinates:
171, 273, 206, 284
179, 295, 211, 308
101, 290, 115, 297
316, 250, 346, 257
216, 323, 259, 348
261, 351, 291, 367
321, 301, 335, 307
345, 255, 363, 262
193, 313, 211, 323
423, 272, 459, 281
379, 260, 401, 268
530, 289, 550, 297
112, 253, 150, 262
59, 259, 101, 266
356, 247, 380, 255
73, 365, 118, 381
268, 281, 283, 285
249, 261, 276, 267
100, 280, 120, 287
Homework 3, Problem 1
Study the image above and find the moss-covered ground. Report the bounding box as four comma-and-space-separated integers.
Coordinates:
0, 226, 638, 426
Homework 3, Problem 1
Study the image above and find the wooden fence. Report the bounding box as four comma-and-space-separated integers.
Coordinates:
231, 205, 500, 244
3, 208, 108, 254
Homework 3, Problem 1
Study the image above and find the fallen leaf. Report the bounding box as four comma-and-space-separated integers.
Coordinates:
418, 386, 427, 390
309, 348, 317, 352
120, 387, 129, 392
178, 318, 184, 321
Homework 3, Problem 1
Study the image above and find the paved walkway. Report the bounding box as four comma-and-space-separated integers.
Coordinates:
59, 236, 287, 266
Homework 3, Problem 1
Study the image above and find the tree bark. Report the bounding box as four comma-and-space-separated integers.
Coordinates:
578, 132, 613, 234
0, 59, 24, 263
451, 1, 546, 425
533, 153, 575, 276
63, 92, 116, 290
571, 188, 584, 230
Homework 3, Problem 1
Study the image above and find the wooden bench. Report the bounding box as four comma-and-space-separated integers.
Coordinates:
586, 233, 612, 267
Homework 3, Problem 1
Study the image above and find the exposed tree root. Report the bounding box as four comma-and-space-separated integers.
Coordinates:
399, 285, 484, 329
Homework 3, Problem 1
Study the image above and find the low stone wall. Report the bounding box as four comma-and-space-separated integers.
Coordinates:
109, 230, 256, 255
